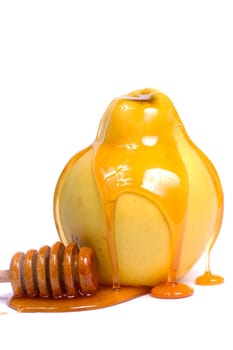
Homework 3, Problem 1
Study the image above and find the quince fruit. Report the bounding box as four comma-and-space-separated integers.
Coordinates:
54, 88, 223, 297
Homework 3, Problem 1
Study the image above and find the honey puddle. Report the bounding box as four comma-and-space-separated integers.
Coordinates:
8, 286, 150, 313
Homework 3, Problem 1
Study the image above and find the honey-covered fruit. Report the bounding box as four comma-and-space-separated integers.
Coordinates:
54, 89, 223, 291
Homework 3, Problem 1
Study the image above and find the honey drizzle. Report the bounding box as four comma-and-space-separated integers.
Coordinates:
191, 141, 224, 286
195, 248, 224, 286
93, 91, 193, 298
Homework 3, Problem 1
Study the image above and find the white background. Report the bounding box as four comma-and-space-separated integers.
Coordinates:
0, 0, 232, 348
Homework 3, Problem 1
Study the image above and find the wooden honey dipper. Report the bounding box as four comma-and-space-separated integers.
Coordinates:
0, 241, 98, 299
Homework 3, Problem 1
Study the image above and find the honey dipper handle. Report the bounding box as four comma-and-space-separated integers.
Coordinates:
0, 269, 10, 283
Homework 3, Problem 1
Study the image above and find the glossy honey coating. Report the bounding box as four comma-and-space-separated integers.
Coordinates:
54, 88, 224, 298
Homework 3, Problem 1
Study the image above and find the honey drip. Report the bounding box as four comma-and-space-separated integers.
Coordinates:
194, 143, 224, 286
93, 90, 192, 297
196, 247, 224, 286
